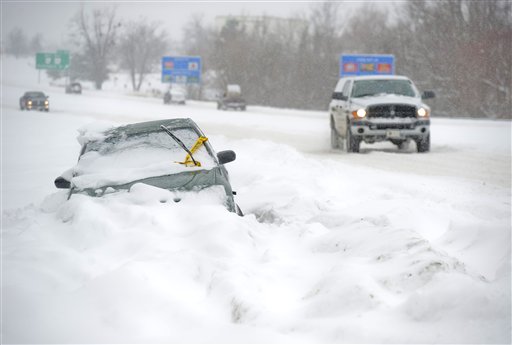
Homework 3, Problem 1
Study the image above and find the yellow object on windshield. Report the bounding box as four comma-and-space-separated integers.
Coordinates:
177, 136, 208, 167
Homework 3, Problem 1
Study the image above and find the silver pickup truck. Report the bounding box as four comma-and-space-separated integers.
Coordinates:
329, 75, 435, 153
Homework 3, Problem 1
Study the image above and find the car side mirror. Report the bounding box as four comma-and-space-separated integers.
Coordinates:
422, 91, 435, 100
332, 92, 347, 101
54, 176, 70, 189
54, 168, 73, 189
217, 150, 236, 165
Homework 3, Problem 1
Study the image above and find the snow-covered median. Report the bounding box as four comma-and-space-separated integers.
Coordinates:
2, 131, 510, 343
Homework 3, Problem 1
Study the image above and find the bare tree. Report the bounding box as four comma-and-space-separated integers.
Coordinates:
307, 1, 346, 109
118, 19, 168, 91
69, 6, 120, 89
396, 0, 511, 118
182, 14, 216, 99
5, 27, 28, 58
341, 4, 392, 54
28, 33, 43, 55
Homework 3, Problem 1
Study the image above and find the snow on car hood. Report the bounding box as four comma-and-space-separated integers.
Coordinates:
72, 129, 216, 191
350, 94, 428, 109
71, 148, 214, 191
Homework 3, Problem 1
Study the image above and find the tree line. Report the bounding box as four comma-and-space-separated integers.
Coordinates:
182, 1, 511, 119
3, 1, 510, 118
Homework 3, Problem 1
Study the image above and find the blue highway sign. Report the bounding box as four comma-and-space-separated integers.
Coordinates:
340, 54, 395, 77
162, 56, 202, 84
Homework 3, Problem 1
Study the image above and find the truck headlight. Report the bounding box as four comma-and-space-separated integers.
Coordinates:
27, 100, 32, 105
45, 100, 49, 105
352, 108, 367, 118
417, 107, 429, 117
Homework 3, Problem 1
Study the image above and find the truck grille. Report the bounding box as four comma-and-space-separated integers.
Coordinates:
367, 104, 416, 118
371, 123, 415, 130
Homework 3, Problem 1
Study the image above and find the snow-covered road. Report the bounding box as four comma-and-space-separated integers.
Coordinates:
1, 57, 511, 343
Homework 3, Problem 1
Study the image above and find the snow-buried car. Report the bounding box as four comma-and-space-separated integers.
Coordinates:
54, 118, 242, 215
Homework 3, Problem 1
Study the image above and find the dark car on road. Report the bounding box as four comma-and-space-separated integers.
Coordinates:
54, 118, 243, 215
217, 84, 246, 111
65, 82, 82, 94
19, 91, 49, 111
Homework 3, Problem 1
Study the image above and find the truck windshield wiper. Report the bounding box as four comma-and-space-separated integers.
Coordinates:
355, 93, 376, 98
160, 125, 198, 166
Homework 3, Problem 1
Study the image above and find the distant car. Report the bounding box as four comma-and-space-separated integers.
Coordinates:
163, 89, 186, 105
54, 118, 242, 215
217, 84, 246, 111
65, 82, 82, 94
19, 91, 49, 111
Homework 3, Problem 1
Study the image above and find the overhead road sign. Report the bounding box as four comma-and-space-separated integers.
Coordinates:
162, 56, 202, 84
340, 54, 395, 77
36, 51, 70, 70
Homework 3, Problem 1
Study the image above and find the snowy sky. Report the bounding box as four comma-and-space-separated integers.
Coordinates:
1, 1, 330, 45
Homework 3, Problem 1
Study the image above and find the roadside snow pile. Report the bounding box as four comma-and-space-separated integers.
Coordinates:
2, 136, 510, 343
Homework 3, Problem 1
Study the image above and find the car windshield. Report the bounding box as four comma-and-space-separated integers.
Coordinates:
26, 92, 45, 97
351, 79, 417, 98
72, 128, 216, 190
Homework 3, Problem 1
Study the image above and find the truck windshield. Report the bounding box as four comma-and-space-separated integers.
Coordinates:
352, 80, 417, 98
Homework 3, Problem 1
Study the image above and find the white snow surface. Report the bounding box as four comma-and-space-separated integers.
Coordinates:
1, 56, 511, 343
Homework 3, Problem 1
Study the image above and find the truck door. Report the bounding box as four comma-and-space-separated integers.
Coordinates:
338, 79, 352, 137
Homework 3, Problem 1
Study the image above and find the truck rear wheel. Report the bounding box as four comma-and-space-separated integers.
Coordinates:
393, 140, 409, 150
331, 127, 339, 149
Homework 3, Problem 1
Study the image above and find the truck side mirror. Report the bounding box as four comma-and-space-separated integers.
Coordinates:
422, 91, 435, 100
332, 92, 347, 101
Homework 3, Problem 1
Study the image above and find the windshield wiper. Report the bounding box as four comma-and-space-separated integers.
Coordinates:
160, 125, 198, 166
355, 93, 376, 98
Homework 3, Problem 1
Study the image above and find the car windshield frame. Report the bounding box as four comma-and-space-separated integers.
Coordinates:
351, 79, 418, 98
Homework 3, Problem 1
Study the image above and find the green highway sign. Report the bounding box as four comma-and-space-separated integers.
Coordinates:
36, 51, 70, 70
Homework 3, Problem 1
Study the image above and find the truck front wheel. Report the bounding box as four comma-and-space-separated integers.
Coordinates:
346, 127, 360, 153
416, 134, 430, 153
